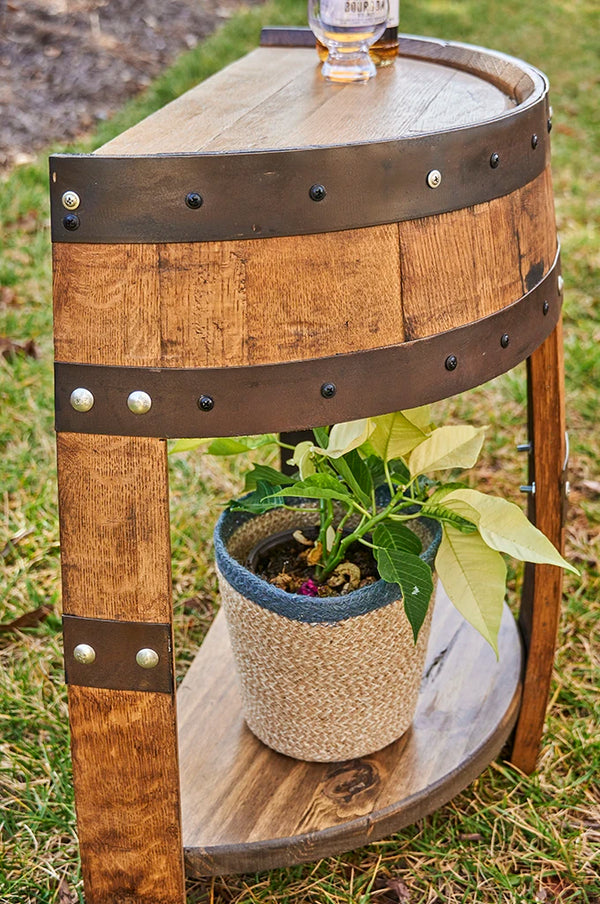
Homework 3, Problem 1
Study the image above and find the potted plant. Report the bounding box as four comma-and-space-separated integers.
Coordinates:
176, 407, 575, 762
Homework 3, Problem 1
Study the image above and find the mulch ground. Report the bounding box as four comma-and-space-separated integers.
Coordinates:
0, 0, 257, 169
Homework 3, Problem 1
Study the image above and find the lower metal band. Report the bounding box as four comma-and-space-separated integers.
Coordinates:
54, 250, 561, 439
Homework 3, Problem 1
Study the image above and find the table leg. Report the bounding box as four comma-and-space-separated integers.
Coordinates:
57, 433, 185, 904
511, 318, 566, 773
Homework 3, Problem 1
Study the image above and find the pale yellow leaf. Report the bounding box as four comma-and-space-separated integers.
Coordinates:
290, 440, 316, 478
436, 525, 506, 654
408, 425, 486, 476
442, 488, 578, 573
367, 410, 430, 461
315, 418, 374, 459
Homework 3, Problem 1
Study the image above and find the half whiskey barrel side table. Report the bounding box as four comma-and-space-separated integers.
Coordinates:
50, 31, 567, 904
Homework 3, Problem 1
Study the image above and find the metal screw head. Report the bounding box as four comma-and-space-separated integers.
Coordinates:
63, 213, 80, 231
62, 190, 80, 210
426, 169, 442, 189
490, 153, 500, 169
445, 354, 458, 371
127, 390, 152, 415
547, 118, 552, 133
70, 387, 94, 412
543, 300, 550, 316
558, 274, 564, 294
531, 134, 539, 149
73, 643, 96, 665
320, 382, 336, 399
520, 482, 536, 495
516, 442, 532, 453
136, 648, 159, 669
185, 192, 203, 209
197, 395, 214, 412
500, 333, 510, 348
309, 184, 326, 202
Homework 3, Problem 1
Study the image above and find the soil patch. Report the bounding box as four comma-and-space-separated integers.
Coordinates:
0, 0, 262, 169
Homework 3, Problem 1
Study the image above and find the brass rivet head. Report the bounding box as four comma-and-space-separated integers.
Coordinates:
73, 643, 96, 665
127, 390, 152, 414
426, 169, 442, 189
136, 648, 159, 669
62, 190, 80, 210
70, 387, 94, 412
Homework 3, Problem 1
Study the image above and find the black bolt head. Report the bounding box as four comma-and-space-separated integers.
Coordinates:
309, 184, 327, 202
501, 333, 510, 348
197, 395, 214, 411
531, 134, 539, 149
320, 382, 336, 399
185, 192, 203, 209
547, 118, 553, 133
445, 355, 458, 372
490, 153, 500, 169
63, 213, 80, 231
543, 300, 550, 316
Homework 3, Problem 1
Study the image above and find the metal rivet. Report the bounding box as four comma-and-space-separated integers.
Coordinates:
558, 275, 564, 293
445, 355, 458, 371
565, 480, 571, 498
70, 387, 94, 412
490, 153, 500, 169
547, 118, 552, 133
501, 333, 510, 348
63, 213, 80, 231
426, 169, 442, 189
197, 395, 214, 412
127, 390, 152, 414
531, 134, 539, 149
73, 643, 96, 665
320, 382, 336, 399
136, 648, 159, 669
185, 192, 203, 209
62, 190, 80, 210
309, 184, 326, 202
520, 483, 536, 495
516, 442, 532, 453
543, 300, 550, 316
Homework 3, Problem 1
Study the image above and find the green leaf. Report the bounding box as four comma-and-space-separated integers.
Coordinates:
312, 425, 330, 448
441, 488, 578, 573
374, 547, 434, 641
313, 418, 374, 459
273, 474, 354, 504
435, 525, 506, 654
244, 464, 296, 490
367, 410, 431, 462
408, 425, 486, 476
373, 521, 422, 556
230, 480, 285, 514
330, 449, 373, 507
388, 458, 411, 485
169, 438, 206, 453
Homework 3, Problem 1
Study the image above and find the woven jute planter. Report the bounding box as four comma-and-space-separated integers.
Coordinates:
214, 506, 441, 762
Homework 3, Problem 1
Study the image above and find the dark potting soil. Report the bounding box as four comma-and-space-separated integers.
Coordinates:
251, 529, 379, 598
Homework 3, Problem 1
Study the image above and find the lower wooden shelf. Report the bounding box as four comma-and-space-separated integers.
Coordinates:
178, 583, 523, 877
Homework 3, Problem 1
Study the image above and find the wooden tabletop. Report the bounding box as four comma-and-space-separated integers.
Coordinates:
98, 45, 514, 157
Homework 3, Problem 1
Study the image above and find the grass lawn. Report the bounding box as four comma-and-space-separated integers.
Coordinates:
1, 0, 598, 901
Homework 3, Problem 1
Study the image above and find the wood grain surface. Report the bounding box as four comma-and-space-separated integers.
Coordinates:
56, 433, 185, 903
98, 48, 514, 157
179, 583, 522, 876
511, 319, 566, 773
52, 167, 556, 370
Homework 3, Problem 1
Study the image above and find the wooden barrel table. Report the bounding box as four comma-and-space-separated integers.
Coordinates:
51, 31, 566, 903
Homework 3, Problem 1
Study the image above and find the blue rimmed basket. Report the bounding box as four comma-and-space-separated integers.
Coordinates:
214, 505, 441, 762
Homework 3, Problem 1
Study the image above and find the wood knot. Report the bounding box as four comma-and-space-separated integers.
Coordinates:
322, 760, 380, 803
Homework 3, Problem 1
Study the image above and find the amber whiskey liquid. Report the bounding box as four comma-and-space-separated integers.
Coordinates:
316, 0, 399, 66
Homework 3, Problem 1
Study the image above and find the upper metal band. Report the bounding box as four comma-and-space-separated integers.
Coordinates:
55, 250, 561, 438
49, 37, 550, 244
